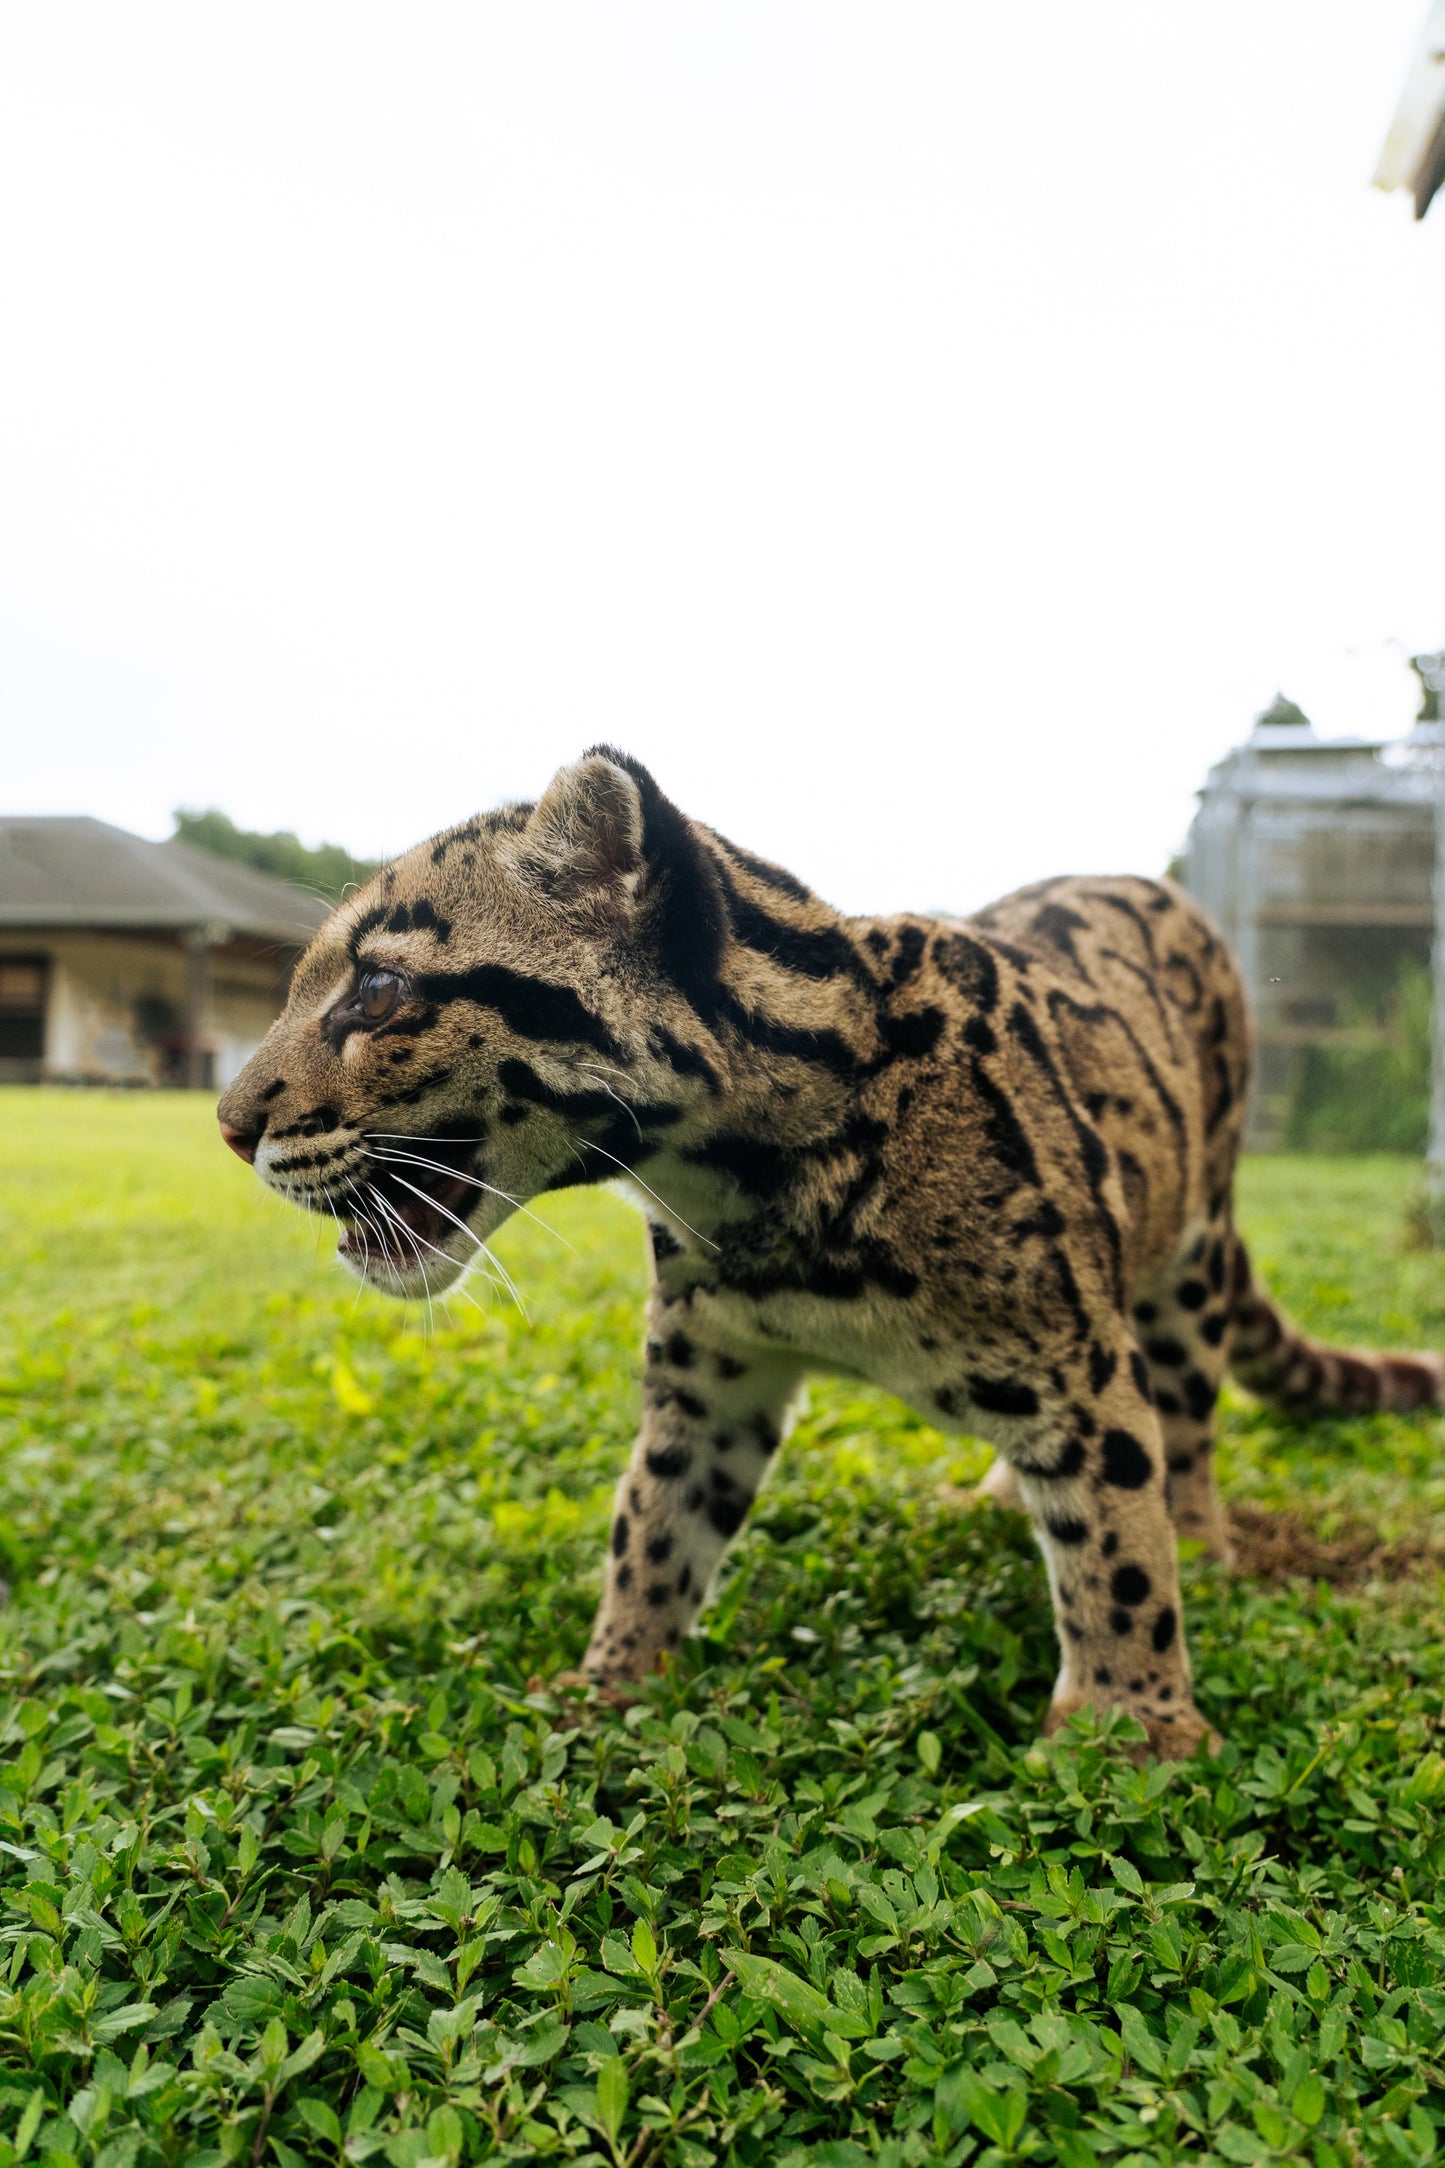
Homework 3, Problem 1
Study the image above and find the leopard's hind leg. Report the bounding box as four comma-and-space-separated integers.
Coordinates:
969, 1210, 1238, 1561
1131, 1214, 1237, 1566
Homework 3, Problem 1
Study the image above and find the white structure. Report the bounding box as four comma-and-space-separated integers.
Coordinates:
1183, 703, 1437, 1146
1378, 10, 1445, 1203
0, 818, 327, 1090
1375, 0, 1445, 220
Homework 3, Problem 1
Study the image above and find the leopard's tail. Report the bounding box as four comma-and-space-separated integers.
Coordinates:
1228, 1239, 1445, 1414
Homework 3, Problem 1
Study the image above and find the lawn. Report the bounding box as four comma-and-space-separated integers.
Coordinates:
1, 1094, 1444, 2168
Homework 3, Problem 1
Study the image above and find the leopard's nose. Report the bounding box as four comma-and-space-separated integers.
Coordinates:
219, 1118, 260, 1164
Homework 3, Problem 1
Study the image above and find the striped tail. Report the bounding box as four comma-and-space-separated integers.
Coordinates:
1229, 1241, 1445, 1415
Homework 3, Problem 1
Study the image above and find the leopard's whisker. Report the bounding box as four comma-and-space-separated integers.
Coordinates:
357, 1148, 539, 1306
576, 1137, 720, 1251
343, 1187, 412, 1316
360, 1180, 436, 1317
361, 1179, 501, 1315
364, 1182, 439, 1337
572, 1066, 646, 1141
375, 1184, 439, 1337
382, 1169, 530, 1322
343, 1183, 401, 1273
361, 1143, 578, 1256
321, 1188, 369, 1317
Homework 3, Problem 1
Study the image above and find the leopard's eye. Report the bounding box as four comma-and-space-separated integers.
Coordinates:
358, 969, 404, 1023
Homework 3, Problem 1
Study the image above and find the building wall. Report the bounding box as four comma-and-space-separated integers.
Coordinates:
0, 931, 293, 1087
210, 959, 291, 1087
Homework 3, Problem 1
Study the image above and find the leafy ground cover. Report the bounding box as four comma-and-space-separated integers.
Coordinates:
0, 1095, 1444, 2168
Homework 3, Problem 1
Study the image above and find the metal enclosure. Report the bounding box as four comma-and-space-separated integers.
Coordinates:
1182, 705, 1436, 1147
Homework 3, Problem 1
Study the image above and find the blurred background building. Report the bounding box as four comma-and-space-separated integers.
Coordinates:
1182, 689, 1441, 1149
0, 818, 326, 1090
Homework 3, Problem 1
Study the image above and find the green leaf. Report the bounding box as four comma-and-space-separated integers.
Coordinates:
1252, 2101, 1289, 2149
1114, 2003, 1166, 2076
856, 1885, 900, 1936
631, 1916, 658, 1973
426, 2105, 463, 2163
1401, 1751, 1445, 1803
947, 2069, 1028, 2148
429, 1865, 472, 1930
427, 1995, 481, 2050
596, 2054, 629, 2146
297, 2098, 342, 2145
1291, 2072, 1326, 2127
13, 2089, 44, 2163
926, 1800, 992, 1857
512, 1938, 570, 1991
278, 2030, 326, 2086
216, 1976, 284, 2024
723, 1949, 869, 2038
600, 1933, 644, 1977
91, 2002, 159, 2043
411, 1949, 452, 1993
356, 2044, 402, 2092
509, 2017, 568, 2067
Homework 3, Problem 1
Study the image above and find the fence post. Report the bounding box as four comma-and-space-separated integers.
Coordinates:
1421, 654, 1445, 1234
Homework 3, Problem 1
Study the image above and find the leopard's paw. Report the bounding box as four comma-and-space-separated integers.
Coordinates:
1137, 1702, 1223, 1762
1174, 1511, 1238, 1570
540, 1669, 646, 1730
1042, 1693, 1223, 1764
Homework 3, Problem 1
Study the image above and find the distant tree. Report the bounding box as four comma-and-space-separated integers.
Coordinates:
1256, 692, 1312, 729
171, 809, 380, 905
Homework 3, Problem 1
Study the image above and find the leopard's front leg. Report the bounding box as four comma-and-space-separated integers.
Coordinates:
580, 1311, 806, 1685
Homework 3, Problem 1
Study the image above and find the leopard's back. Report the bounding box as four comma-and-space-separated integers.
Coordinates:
962, 872, 1249, 1281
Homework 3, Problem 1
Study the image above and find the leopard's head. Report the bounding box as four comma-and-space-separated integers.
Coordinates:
217, 750, 728, 1297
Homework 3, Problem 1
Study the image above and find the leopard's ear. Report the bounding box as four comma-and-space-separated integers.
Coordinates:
511, 752, 645, 907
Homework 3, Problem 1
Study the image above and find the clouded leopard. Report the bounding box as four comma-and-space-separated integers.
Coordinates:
217, 750, 1444, 1759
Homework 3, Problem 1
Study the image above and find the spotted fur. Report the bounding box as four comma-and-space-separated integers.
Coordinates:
218, 751, 1444, 1759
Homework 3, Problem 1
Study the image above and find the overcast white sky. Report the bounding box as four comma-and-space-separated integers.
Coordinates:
3, 3, 1444, 916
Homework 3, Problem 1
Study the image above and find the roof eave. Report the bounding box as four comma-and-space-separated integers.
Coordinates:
0, 909, 311, 943
1375, 0, 1445, 217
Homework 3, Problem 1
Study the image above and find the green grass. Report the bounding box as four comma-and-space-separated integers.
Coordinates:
1, 1096, 1444, 2168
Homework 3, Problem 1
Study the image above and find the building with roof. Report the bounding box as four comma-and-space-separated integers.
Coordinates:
1182, 699, 1438, 1146
0, 818, 329, 1089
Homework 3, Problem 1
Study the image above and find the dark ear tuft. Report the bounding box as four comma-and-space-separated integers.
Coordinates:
582, 747, 728, 1002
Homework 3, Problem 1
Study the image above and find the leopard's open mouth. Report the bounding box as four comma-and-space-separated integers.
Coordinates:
335, 1132, 483, 1272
